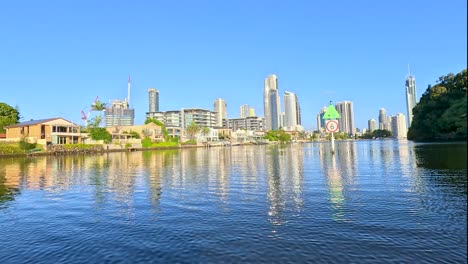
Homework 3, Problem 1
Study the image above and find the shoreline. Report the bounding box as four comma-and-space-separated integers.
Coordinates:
4, 139, 462, 158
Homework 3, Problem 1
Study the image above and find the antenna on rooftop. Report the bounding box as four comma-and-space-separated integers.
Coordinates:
127, 74, 131, 107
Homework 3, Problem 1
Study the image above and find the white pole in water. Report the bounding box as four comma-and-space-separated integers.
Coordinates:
331, 132, 335, 155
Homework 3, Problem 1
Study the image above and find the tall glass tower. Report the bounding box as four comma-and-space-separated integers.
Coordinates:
284, 91, 297, 128
379, 108, 387, 130
264, 74, 280, 131
405, 68, 417, 128
148, 88, 159, 113
336, 101, 355, 135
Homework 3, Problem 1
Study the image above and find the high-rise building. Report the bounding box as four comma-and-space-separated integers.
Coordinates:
284, 91, 298, 128
147, 109, 217, 129
105, 77, 135, 127
240, 104, 255, 118
368, 118, 377, 132
213, 98, 227, 127
182, 108, 217, 129
249, 108, 256, 117
226, 116, 265, 131
391, 113, 407, 139
264, 74, 281, 131
105, 99, 135, 127
148, 88, 159, 113
405, 68, 417, 128
295, 94, 302, 126
316, 106, 327, 131
379, 108, 388, 130
336, 101, 355, 135
279, 112, 285, 129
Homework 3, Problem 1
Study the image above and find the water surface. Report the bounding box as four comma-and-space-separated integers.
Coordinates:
0, 140, 466, 263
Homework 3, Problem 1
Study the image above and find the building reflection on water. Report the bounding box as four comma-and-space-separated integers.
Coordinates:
1, 141, 464, 226
317, 142, 346, 222
265, 144, 304, 229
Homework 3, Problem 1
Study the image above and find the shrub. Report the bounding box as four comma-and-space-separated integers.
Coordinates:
129, 131, 141, 139
0, 143, 22, 154
18, 140, 36, 150
89, 127, 112, 143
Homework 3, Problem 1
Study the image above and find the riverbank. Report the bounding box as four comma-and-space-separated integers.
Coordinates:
0, 141, 259, 158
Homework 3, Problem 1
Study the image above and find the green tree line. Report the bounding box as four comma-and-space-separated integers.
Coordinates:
0, 103, 20, 133
408, 69, 467, 142
360, 129, 392, 139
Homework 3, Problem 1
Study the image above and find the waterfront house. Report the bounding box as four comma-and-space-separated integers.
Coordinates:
5, 117, 82, 146
105, 122, 164, 142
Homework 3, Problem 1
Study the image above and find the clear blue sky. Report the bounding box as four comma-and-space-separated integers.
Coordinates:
1, 0, 466, 130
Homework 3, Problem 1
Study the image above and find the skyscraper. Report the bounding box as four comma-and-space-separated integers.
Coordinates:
284, 91, 298, 128
379, 108, 387, 130
368, 118, 377, 132
405, 67, 417, 128
148, 88, 159, 113
213, 98, 227, 127
240, 104, 255, 118
391, 113, 407, 139
263, 74, 280, 131
335, 101, 355, 135
295, 94, 302, 126
317, 106, 327, 131
105, 99, 135, 127
105, 77, 135, 127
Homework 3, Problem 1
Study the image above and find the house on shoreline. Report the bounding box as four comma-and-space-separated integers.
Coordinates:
4, 118, 82, 146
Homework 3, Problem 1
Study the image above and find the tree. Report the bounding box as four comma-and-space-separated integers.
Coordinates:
90, 99, 106, 127
89, 127, 112, 143
91, 100, 106, 112
264, 130, 291, 143
201, 126, 210, 136
90, 116, 102, 127
128, 131, 141, 139
360, 129, 392, 139
0, 103, 20, 133
408, 69, 467, 141
186, 122, 200, 140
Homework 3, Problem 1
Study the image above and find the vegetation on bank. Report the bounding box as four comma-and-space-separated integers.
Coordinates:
0, 139, 39, 154
360, 129, 392, 139
264, 130, 291, 143
88, 127, 112, 143
325, 131, 350, 140
408, 69, 467, 142
180, 139, 197, 145
0, 103, 20, 133
142, 138, 179, 148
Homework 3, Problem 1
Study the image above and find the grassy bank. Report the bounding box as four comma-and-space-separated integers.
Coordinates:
0, 141, 41, 155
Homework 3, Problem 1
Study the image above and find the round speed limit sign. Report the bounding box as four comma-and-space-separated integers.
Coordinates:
325, 120, 339, 133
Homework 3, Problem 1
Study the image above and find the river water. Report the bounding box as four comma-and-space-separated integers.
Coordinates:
0, 140, 466, 263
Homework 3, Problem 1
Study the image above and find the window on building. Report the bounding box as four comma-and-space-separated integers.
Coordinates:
58, 136, 67, 144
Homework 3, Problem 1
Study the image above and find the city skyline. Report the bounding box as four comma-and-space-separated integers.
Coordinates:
1, 1, 466, 130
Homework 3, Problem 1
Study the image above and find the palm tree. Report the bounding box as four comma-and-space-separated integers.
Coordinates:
90, 100, 106, 127
90, 116, 102, 127
186, 122, 200, 140
201, 126, 210, 136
